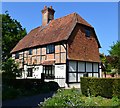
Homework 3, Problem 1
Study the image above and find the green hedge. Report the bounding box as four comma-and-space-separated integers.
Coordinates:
2, 79, 60, 91
81, 77, 120, 98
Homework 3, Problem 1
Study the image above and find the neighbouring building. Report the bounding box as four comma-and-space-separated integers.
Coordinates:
11, 6, 101, 88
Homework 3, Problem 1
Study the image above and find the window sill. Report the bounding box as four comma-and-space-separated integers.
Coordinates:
45, 76, 55, 79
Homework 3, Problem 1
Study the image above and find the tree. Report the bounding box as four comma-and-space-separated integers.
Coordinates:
108, 41, 120, 74
2, 58, 20, 79
2, 12, 27, 78
2, 11, 27, 62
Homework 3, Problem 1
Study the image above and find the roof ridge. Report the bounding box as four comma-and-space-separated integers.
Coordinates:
11, 12, 97, 53
75, 13, 92, 27
73, 12, 78, 23
53, 12, 76, 21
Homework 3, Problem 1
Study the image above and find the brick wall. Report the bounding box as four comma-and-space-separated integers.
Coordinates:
68, 24, 100, 62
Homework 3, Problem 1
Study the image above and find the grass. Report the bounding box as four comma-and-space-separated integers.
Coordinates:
39, 88, 120, 107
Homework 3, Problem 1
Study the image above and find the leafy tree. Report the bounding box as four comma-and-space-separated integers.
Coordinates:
108, 41, 120, 74
2, 58, 20, 79
2, 12, 27, 78
2, 11, 27, 62
100, 53, 113, 73
100, 53, 106, 64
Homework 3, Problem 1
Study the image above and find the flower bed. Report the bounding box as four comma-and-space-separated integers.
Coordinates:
39, 88, 120, 107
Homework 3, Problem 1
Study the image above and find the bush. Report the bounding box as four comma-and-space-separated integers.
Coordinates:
2, 79, 59, 100
81, 77, 120, 98
39, 88, 120, 107
2, 85, 19, 100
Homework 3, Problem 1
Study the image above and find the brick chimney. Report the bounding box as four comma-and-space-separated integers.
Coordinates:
41, 6, 55, 26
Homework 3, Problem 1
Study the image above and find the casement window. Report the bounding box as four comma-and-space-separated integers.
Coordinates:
44, 66, 55, 79
15, 52, 19, 59
27, 68, 33, 77
68, 61, 99, 83
29, 49, 32, 55
46, 44, 55, 54
85, 28, 91, 37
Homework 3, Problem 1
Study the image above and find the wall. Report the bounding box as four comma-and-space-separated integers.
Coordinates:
12, 43, 66, 69
68, 24, 100, 63
45, 64, 66, 87
19, 64, 66, 87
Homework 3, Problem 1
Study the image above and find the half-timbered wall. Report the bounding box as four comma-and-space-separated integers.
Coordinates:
12, 43, 66, 69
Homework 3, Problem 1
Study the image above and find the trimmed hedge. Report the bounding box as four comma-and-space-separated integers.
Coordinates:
81, 77, 120, 98
2, 78, 60, 91
3, 79, 60, 100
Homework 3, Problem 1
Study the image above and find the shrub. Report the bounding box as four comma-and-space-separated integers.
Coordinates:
2, 79, 59, 100
39, 88, 120, 107
81, 77, 120, 98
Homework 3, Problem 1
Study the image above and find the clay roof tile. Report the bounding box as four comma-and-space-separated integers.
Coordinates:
11, 13, 97, 53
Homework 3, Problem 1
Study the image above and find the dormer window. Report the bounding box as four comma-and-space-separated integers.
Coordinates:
29, 49, 32, 55
15, 52, 19, 59
46, 44, 55, 54
85, 28, 91, 37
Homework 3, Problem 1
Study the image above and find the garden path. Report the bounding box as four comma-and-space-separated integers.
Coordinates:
2, 91, 54, 108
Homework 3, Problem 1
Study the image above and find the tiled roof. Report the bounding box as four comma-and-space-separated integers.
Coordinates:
11, 13, 97, 53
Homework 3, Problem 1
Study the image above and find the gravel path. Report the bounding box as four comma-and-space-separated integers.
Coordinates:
2, 91, 54, 108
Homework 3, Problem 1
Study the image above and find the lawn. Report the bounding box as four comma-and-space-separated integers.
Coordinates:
39, 88, 120, 107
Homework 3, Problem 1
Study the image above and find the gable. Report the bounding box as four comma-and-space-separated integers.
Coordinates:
67, 23, 100, 62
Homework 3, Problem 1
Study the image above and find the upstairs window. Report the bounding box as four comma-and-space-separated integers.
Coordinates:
29, 49, 32, 55
85, 28, 91, 37
46, 44, 55, 54
15, 52, 19, 59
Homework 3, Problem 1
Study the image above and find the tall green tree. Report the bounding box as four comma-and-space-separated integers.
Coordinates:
2, 12, 27, 62
108, 41, 120, 74
2, 58, 20, 79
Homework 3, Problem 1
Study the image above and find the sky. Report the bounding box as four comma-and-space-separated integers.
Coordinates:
2, 2, 118, 55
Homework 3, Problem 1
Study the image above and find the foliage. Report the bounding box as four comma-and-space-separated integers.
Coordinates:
2, 80, 59, 100
100, 53, 106, 64
100, 53, 112, 73
81, 77, 120, 98
39, 88, 120, 107
1, 12, 27, 62
108, 41, 120, 74
2, 57, 20, 79
100, 53, 120, 74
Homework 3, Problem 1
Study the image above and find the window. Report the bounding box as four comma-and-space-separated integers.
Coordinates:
15, 52, 19, 59
46, 44, 55, 54
29, 49, 32, 55
85, 29, 91, 37
69, 61, 77, 72
44, 66, 55, 79
27, 68, 33, 77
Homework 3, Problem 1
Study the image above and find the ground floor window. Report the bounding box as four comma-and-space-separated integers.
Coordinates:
44, 65, 55, 79
27, 68, 33, 77
68, 61, 99, 83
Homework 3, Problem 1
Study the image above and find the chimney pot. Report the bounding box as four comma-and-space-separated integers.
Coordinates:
50, 6, 52, 9
41, 6, 55, 26
44, 6, 47, 9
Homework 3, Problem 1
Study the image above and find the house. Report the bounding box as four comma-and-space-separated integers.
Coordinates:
11, 6, 101, 88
